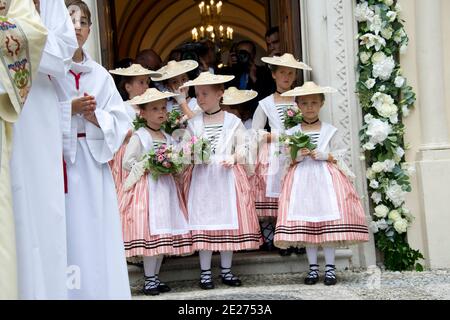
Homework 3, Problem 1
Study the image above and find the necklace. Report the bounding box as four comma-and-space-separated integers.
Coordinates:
146, 125, 161, 132
205, 108, 222, 116
303, 118, 320, 125
276, 90, 285, 95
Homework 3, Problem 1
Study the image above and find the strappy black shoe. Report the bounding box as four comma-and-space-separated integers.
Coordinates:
324, 265, 337, 286
155, 274, 171, 293
143, 276, 160, 296
220, 267, 242, 287
199, 269, 215, 290
279, 247, 294, 256
304, 264, 320, 285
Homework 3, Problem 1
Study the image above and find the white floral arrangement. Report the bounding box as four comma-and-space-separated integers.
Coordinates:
356, 0, 423, 271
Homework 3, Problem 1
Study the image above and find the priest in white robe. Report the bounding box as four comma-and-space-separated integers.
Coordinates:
10, 0, 79, 300
52, 1, 132, 300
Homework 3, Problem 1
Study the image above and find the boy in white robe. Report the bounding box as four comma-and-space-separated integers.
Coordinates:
10, 0, 79, 300
52, 0, 132, 300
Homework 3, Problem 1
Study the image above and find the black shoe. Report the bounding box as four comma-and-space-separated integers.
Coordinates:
304, 264, 319, 285
155, 275, 171, 293
324, 265, 337, 286
143, 276, 160, 296
220, 267, 242, 287
260, 241, 275, 252
294, 247, 306, 255
279, 247, 294, 256
199, 269, 215, 290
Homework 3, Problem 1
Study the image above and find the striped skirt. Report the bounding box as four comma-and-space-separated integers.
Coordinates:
109, 143, 127, 198
119, 172, 193, 258
274, 163, 369, 248
252, 143, 279, 217
183, 165, 263, 251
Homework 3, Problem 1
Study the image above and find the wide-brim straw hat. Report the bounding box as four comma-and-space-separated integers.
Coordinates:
281, 81, 337, 97
109, 64, 162, 77
151, 60, 199, 81
180, 72, 234, 88
222, 87, 258, 105
261, 53, 312, 70
127, 88, 178, 105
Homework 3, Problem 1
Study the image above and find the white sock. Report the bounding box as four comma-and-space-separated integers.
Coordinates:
220, 251, 233, 269
143, 256, 159, 289
306, 246, 319, 267
155, 255, 164, 285
323, 247, 336, 267
199, 250, 213, 271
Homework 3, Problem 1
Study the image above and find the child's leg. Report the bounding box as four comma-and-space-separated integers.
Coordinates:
220, 251, 242, 286
154, 255, 171, 292
143, 256, 159, 293
304, 246, 320, 285
199, 250, 214, 289
323, 247, 337, 285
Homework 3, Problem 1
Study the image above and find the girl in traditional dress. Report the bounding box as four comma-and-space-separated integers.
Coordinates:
221, 87, 258, 130
251, 53, 311, 254
274, 82, 369, 285
52, 0, 131, 299
151, 60, 201, 119
121, 88, 192, 296
180, 72, 262, 290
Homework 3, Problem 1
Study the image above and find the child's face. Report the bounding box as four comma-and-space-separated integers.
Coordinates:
272, 66, 297, 91
166, 73, 190, 91
297, 94, 324, 121
141, 100, 168, 127
195, 85, 223, 112
221, 105, 241, 119
126, 76, 150, 100
68, 5, 91, 49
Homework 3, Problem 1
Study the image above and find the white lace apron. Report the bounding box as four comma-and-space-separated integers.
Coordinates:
187, 112, 242, 230
287, 123, 341, 222
135, 128, 189, 235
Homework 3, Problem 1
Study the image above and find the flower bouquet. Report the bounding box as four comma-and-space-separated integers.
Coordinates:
279, 131, 317, 161
161, 110, 188, 135
143, 144, 184, 180
181, 135, 212, 164
283, 105, 303, 129
133, 114, 147, 131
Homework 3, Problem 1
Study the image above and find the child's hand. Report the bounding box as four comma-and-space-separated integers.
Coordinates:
72, 94, 96, 115
221, 155, 236, 168
311, 150, 329, 161
300, 148, 311, 157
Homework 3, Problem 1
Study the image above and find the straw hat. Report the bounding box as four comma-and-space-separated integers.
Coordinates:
180, 72, 234, 88
109, 64, 162, 77
281, 81, 337, 97
222, 87, 258, 105
127, 88, 178, 105
261, 53, 312, 70
151, 60, 199, 81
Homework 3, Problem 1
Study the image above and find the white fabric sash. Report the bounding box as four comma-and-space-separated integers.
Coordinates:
287, 122, 341, 222
136, 128, 189, 235
187, 112, 240, 230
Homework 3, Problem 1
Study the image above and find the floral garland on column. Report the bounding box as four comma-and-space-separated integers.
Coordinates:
355, 0, 424, 271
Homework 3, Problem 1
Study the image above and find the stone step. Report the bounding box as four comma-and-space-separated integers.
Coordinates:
128, 249, 353, 285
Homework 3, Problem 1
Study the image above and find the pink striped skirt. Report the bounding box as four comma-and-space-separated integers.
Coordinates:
274, 163, 369, 248
252, 143, 279, 217
183, 165, 263, 251
119, 172, 193, 258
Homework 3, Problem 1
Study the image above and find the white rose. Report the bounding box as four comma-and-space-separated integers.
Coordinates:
365, 78, 376, 89
364, 114, 374, 124
379, 85, 386, 92
402, 105, 410, 117
394, 218, 409, 233
371, 52, 385, 64
389, 114, 399, 124
360, 51, 372, 64
372, 162, 385, 173
386, 182, 407, 207
366, 168, 376, 180
371, 192, 382, 204
384, 0, 394, 6
400, 44, 408, 54
373, 54, 396, 80
355, 2, 375, 22
381, 26, 393, 40
383, 159, 396, 172
386, 11, 397, 22
366, 118, 392, 145
369, 221, 379, 233
363, 142, 376, 151
388, 210, 401, 221
369, 180, 379, 189
375, 205, 390, 218
394, 76, 405, 88
377, 219, 389, 230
